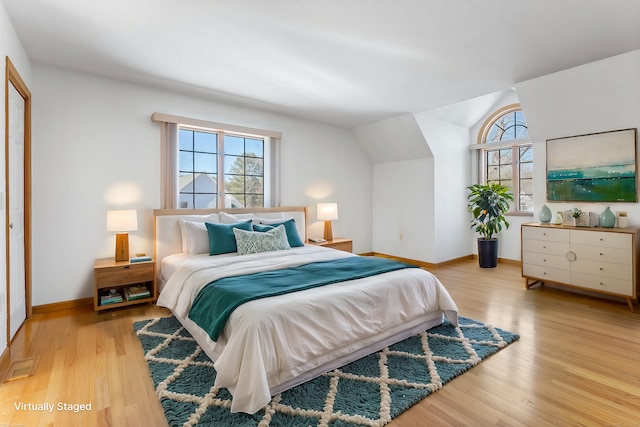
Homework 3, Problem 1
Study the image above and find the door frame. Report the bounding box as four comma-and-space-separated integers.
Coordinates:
5, 57, 32, 344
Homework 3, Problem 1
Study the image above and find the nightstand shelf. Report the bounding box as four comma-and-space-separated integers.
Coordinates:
94, 258, 156, 311
307, 237, 353, 253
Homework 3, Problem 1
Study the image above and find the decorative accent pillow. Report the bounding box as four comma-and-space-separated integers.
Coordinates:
233, 225, 291, 256
253, 218, 304, 247
178, 214, 220, 253
205, 220, 253, 255
219, 211, 257, 224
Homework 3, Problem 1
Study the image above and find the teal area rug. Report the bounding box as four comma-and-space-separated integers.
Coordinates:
133, 316, 519, 427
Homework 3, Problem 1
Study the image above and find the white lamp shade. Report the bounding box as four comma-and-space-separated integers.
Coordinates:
107, 210, 138, 232
317, 203, 339, 221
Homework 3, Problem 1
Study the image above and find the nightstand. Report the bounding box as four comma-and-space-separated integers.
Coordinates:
94, 258, 156, 311
307, 238, 353, 253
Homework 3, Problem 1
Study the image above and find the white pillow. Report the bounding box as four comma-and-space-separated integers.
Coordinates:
220, 211, 257, 224
178, 214, 220, 254
254, 216, 292, 225
233, 225, 291, 255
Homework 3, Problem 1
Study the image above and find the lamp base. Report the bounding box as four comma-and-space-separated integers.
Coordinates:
323, 221, 333, 242
114, 233, 129, 262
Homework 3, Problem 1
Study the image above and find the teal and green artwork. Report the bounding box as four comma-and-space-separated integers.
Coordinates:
547, 129, 637, 202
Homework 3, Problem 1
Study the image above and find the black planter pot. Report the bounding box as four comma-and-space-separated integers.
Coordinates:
477, 238, 498, 268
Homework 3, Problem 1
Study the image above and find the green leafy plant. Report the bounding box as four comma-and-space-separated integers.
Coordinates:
467, 183, 515, 240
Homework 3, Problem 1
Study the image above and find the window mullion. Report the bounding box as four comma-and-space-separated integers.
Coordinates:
218, 132, 226, 208
512, 146, 520, 212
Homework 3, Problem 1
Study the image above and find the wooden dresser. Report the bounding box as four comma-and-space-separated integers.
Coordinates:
521, 223, 639, 311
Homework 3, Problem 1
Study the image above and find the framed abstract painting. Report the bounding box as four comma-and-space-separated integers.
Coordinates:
546, 128, 637, 202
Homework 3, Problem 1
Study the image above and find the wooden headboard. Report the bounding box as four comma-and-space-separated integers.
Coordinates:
153, 206, 307, 279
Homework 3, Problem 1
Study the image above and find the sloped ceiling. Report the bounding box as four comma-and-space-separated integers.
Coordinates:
353, 89, 515, 163
4, 0, 640, 128
352, 113, 431, 163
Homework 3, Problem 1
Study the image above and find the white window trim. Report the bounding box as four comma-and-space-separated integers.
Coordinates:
152, 112, 282, 139
469, 137, 531, 151
152, 112, 281, 209
471, 104, 533, 214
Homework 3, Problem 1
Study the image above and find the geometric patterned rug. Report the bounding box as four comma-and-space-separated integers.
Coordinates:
133, 316, 519, 427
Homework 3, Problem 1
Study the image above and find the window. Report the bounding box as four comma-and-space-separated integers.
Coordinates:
179, 128, 267, 209
477, 104, 533, 213
152, 112, 281, 210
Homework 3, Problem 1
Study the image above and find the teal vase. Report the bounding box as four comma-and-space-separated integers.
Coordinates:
600, 206, 615, 228
538, 205, 552, 223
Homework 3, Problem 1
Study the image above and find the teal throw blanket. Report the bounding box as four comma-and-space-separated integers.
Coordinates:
188, 256, 418, 341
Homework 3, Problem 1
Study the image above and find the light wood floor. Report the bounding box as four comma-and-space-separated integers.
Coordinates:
1, 259, 639, 427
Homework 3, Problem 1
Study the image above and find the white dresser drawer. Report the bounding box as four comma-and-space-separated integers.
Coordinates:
523, 251, 570, 270
522, 239, 570, 256
570, 229, 631, 249
571, 244, 632, 265
571, 259, 632, 281
571, 272, 633, 296
522, 226, 570, 243
521, 223, 639, 309
523, 263, 571, 284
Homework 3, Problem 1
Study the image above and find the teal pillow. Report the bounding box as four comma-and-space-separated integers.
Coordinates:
233, 225, 291, 255
205, 220, 253, 255
252, 218, 304, 247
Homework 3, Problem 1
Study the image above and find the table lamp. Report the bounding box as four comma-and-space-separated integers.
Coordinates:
107, 209, 138, 262
317, 203, 338, 241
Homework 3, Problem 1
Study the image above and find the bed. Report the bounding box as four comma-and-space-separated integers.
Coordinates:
154, 207, 458, 414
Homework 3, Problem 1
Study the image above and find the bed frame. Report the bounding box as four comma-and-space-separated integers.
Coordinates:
152, 205, 450, 413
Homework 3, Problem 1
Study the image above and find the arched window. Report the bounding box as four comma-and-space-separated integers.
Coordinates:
478, 104, 533, 213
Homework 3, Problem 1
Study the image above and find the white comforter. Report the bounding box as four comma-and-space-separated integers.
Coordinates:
157, 246, 458, 413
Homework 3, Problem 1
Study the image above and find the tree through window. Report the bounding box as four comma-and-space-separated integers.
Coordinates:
179, 128, 266, 209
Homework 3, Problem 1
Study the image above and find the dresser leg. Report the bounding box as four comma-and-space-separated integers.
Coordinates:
524, 277, 544, 289
627, 298, 636, 313
525, 278, 543, 289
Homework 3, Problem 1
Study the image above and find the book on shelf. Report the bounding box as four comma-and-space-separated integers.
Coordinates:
100, 291, 123, 305
124, 285, 151, 301
129, 256, 152, 263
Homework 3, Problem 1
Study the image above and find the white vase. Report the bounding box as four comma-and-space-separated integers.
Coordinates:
617, 212, 628, 228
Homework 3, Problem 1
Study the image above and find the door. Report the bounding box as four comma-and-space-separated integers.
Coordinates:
8, 82, 25, 340
5, 57, 31, 344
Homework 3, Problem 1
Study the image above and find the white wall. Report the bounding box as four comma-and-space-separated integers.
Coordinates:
415, 114, 471, 263
368, 113, 471, 264
517, 49, 640, 236
31, 64, 372, 306
372, 157, 435, 262
0, 0, 31, 357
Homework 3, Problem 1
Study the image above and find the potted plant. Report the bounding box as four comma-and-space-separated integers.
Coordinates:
467, 183, 515, 268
